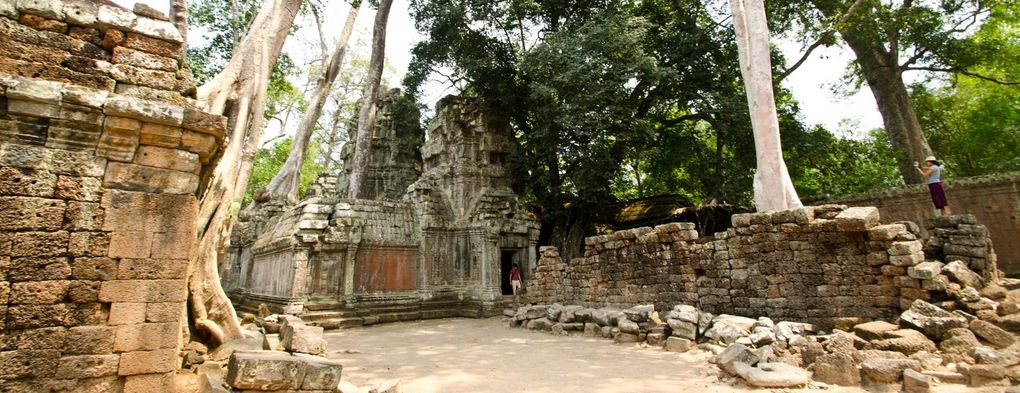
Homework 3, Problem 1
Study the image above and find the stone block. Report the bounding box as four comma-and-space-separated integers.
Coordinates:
7, 98, 60, 117
124, 372, 174, 392
67, 280, 100, 302
107, 229, 153, 258
665, 336, 695, 352
108, 302, 146, 325
0, 196, 66, 231
145, 302, 180, 323
0, 166, 57, 197
9, 231, 68, 257
68, 231, 110, 257
133, 3, 167, 20
16, 326, 66, 349
716, 343, 760, 375
123, 32, 181, 58
150, 231, 191, 259
181, 130, 218, 163
96, 4, 134, 30
969, 319, 1015, 348
64, 201, 103, 230
111, 46, 177, 72
54, 175, 102, 201
117, 348, 176, 375
226, 351, 307, 390
56, 354, 119, 378
889, 252, 923, 267
942, 261, 983, 288
888, 241, 922, 256
7, 256, 70, 281
907, 262, 943, 280
902, 368, 930, 393
834, 206, 880, 231
9, 280, 69, 304
133, 144, 200, 173
282, 323, 327, 355
138, 121, 182, 147
860, 358, 921, 384
63, 0, 98, 26
868, 223, 906, 241
6, 303, 69, 328
113, 322, 177, 351
98, 279, 186, 303
6, 73, 62, 102
0, 349, 60, 379
0, 0, 18, 18
899, 299, 968, 339
812, 353, 860, 386
110, 63, 176, 90
64, 325, 115, 354
95, 125, 139, 162
117, 258, 187, 280
61, 84, 109, 108
183, 106, 227, 138
104, 94, 183, 126
103, 162, 199, 194
295, 353, 344, 390
131, 15, 183, 43
21, 13, 67, 33
46, 122, 102, 151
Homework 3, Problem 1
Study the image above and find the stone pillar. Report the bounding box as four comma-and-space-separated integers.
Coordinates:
0, 3, 226, 390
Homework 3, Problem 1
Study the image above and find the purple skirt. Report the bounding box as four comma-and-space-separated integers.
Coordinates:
928, 182, 948, 209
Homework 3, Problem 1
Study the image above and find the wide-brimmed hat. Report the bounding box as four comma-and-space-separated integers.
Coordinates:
924, 156, 937, 162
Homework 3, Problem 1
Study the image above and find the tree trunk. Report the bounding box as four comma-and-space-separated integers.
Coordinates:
808, 1, 933, 185
347, 0, 395, 199
729, 0, 803, 212
843, 40, 932, 184
265, 0, 362, 202
189, 0, 303, 346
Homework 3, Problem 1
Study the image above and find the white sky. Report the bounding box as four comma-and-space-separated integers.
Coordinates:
117, 0, 885, 138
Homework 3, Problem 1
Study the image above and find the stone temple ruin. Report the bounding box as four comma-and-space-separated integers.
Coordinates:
223, 93, 541, 328
1, 0, 1019, 392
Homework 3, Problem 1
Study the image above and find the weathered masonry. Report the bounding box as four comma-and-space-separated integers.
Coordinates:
529, 206, 1000, 327
224, 95, 541, 327
827, 173, 1020, 276
0, 2, 225, 391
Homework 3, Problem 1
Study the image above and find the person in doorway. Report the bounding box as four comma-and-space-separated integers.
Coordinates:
916, 156, 951, 216
509, 263, 522, 296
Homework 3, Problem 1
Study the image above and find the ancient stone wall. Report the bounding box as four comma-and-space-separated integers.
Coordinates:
0, 3, 225, 391
826, 173, 1020, 276
528, 206, 999, 327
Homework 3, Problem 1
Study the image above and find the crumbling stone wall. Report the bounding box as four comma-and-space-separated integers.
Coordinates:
828, 173, 1020, 276
0, 3, 225, 391
529, 206, 999, 326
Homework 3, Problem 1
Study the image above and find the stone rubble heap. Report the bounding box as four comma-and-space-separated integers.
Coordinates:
511, 261, 1020, 391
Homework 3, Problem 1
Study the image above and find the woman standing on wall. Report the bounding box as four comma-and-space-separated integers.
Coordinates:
916, 156, 951, 216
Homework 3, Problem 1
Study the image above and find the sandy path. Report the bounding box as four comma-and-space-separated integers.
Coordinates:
321, 317, 871, 393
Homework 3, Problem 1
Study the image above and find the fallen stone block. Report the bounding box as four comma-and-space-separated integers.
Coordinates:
834, 206, 879, 231
262, 333, 281, 351
665, 336, 694, 353
667, 319, 696, 340
527, 317, 553, 331
225, 350, 306, 390
282, 323, 326, 355
899, 299, 968, 339
668, 304, 699, 324
969, 319, 1015, 349
618, 319, 640, 334
623, 305, 653, 322
938, 328, 979, 355
870, 329, 936, 355
613, 332, 642, 344
716, 343, 760, 375
853, 320, 898, 341
907, 262, 943, 280
921, 370, 967, 384
958, 363, 1008, 386
294, 353, 343, 390
902, 368, 930, 393
942, 261, 983, 288
811, 353, 859, 386
733, 362, 811, 388
860, 358, 921, 384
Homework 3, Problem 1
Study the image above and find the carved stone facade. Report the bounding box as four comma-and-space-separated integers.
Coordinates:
225, 96, 540, 327
0, 2, 225, 391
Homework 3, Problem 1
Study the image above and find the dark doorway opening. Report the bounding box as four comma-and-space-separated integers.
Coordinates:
500, 250, 516, 295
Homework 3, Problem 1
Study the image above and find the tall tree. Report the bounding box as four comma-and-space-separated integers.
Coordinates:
189, 0, 304, 345
729, 0, 802, 211
347, 0, 395, 198
776, 0, 1016, 184
264, 0, 363, 202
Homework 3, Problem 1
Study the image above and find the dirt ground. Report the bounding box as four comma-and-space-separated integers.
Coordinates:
322, 317, 875, 393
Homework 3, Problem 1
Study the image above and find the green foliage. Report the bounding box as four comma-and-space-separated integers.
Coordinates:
245, 137, 326, 206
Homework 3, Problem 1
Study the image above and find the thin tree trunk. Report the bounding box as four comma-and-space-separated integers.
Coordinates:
265, 0, 363, 202
189, 0, 303, 346
347, 0, 395, 199
729, 0, 803, 212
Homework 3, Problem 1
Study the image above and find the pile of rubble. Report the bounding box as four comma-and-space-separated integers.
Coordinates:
509, 260, 1020, 391
177, 314, 398, 393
